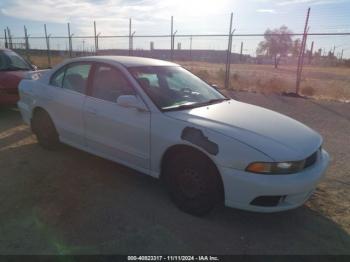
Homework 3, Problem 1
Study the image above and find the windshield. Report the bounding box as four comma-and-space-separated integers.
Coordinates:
0, 50, 32, 71
129, 66, 228, 111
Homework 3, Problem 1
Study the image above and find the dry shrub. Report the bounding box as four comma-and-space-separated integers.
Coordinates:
301, 86, 315, 96
216, 68, 226, 81
261, 77, 285, 94
232, 73, 239, 81
194, 69, 210, 82
29, 54, 66, 69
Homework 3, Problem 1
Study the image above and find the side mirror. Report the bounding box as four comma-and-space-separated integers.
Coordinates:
32, 64, 38, 71
116, 95, 148, 112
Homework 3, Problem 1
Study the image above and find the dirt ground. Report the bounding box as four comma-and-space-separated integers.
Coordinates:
0, 92, 349, 254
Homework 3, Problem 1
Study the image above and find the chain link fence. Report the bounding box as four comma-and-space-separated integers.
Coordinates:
1, 10, 350, 102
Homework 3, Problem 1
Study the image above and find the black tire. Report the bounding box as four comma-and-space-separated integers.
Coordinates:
31, 110, 60, 150
164, 151, 223, 216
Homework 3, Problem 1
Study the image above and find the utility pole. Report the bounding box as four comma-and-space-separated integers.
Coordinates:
240, 41, 243, 62
224, 12, 234, 90
309, 40, 314, 64
4, 29, 8, 48
170, 16, 174, 60
24, 25, 30, 61
44, 24, 51, 68
296, 7, 310, 95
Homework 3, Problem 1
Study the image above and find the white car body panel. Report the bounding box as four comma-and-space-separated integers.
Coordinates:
165, 100, 323, 161
84, 96, 150, 170
17, 56, 330, 213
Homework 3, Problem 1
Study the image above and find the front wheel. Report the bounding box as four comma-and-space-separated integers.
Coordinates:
164, 152, 223, 216
31, 110, 60, 150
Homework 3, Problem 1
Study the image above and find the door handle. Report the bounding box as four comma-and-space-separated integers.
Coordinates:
86, 107, 97, 115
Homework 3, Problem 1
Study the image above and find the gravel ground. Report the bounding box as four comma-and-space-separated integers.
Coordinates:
0, 92, 349, 254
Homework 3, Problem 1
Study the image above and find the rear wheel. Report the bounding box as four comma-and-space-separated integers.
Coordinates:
31, 109, 60, 150
164, 151, 223, 216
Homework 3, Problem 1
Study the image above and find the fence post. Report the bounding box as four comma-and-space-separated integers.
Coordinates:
240, 41, 243, 62
24, 25, 30, 61
129, 18, 132, 56
4, 29, 8, 48
44, 24, 51, 68
68, 23, 73, 57
189, 35, 192, 60
340, 49, 344, 61
170, 16, 174, 61
296, 7, 310, 95
94, 21, 97, 54
96, 33, 101, 52
7, 27, 13, 49
172, 30, 177, 60
224, 12, 233, 90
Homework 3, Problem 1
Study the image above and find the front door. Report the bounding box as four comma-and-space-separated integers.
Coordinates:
84, 63, 151, 171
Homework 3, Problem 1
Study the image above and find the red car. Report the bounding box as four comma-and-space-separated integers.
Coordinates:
0, 49, 36, 105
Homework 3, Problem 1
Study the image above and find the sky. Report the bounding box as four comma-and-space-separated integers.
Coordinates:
0, 0, 349, 57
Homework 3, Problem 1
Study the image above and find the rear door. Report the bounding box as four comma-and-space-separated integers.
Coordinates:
84, 63, 151, 171
46, 62, 92, 147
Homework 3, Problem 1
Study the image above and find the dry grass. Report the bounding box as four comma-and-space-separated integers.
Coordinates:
28, 54, 350, 102
28, 54, 67, 69
180, 61, 350, 102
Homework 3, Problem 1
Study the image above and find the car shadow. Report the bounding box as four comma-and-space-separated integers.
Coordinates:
0, 140, 349, 255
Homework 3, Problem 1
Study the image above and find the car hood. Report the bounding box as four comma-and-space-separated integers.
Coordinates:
165, 100, 322, 161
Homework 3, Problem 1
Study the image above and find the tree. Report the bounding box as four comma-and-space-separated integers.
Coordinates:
256, 25, 293, 68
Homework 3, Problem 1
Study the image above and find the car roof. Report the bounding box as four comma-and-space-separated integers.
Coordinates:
0, 48, 13, 52
69, 56, 179, 68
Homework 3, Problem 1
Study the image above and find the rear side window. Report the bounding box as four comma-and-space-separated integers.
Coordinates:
62, 63, 91, 94
0, 50, 32, 71
50, 67, 65, 87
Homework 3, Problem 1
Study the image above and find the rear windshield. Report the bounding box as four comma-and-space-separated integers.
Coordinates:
0, 50, 32, 71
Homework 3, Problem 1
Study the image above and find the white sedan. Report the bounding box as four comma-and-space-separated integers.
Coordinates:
17, 56, 329, 215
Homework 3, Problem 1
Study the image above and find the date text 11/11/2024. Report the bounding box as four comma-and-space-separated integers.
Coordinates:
127, 256, 220, 261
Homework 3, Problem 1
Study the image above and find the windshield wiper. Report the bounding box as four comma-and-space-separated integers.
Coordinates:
163, 98, 230, 111
162, 103, 198, 111
204, 98, 230, 105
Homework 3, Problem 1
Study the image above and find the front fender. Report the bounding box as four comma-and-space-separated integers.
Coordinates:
150, 112, 273, 177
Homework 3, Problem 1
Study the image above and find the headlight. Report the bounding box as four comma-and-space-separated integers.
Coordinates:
245, 161, 305, 174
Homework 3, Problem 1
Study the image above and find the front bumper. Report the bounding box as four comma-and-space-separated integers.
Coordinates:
17, 100, 32, 125
219, 149, 330, 212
